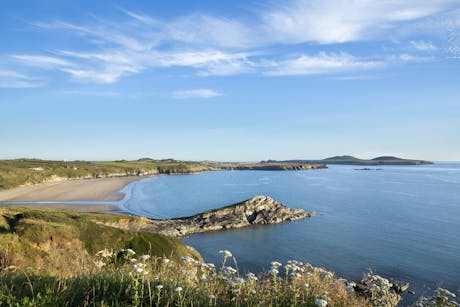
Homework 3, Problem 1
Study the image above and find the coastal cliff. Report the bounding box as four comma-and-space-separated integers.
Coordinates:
106, 196, 314, 237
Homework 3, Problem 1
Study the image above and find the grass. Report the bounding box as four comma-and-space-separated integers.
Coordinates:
0, 207, 454, 306
0, 158, 324, 191
0, 249, 372, 307
0, 207, 201, 276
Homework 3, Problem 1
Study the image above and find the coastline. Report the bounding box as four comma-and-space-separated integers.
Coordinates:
0, 176, 146, 212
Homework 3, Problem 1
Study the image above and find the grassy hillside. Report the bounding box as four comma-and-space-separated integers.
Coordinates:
0, 158, 217, 191
0, 159, 325, 191
0, 207, 201, 276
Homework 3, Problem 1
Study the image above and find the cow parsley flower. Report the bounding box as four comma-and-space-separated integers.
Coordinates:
315, 298, 328, 307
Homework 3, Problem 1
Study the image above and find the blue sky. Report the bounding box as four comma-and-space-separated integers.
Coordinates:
1, 0, 459, 161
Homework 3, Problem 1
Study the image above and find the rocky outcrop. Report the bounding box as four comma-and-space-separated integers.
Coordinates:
108, 196, 314, 237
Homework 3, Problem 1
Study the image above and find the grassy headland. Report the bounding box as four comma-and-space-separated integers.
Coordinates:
0, 158, 325, 192
0, 207, 370, 306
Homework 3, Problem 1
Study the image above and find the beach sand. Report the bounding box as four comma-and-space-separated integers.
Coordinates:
0, 176, 144, 212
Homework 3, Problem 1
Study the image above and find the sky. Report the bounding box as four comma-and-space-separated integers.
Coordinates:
1, 0, 460, 161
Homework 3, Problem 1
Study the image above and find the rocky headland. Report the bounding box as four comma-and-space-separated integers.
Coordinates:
104, 195, 314, 237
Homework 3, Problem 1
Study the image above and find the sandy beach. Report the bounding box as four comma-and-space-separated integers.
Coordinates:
0, 176, 143, 212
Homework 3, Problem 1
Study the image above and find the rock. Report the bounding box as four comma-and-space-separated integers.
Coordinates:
106, 196, 314, 237
391, 282, 410, 293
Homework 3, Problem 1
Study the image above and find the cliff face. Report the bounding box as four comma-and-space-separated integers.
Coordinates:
111, 196, 314, 237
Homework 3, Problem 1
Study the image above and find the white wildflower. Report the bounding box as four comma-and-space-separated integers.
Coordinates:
162, 258, 170, 264
315, 298, 328, 307
122, 248, 136, 255
200, 277, 209, 283
208, 294, 216, 299
270, 261, 282, 268
219, 250, 232, 257
139, 255, 150, 261
95, 249, 113, 258
235, 277, 245, 284
175, 286, 183, 292
133, 267, 144, 273
269, 268, 279, 275
250, 289, 256, 294
155, 285, 164, 290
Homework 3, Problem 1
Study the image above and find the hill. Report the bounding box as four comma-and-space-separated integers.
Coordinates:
274, 155, 433, 165
0, 159, 325, 192
0, 207, 200, 276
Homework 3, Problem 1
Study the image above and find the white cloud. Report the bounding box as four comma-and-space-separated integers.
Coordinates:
410, 40, 438, 51
172, 89, 223, 99
54, 90, 120, 97
262, 0, 457, 44
265, 52, 383, 76
10, 54, 73, 68
0, 69, 45, 88
6, 1, 459, 85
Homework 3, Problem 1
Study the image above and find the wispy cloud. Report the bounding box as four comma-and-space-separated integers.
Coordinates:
53, 89, 120, 97
265, 53, 383, 76
11, 54, 73, 68
0, 69, 45, 88
172, 88, 223, 99
410, 40, 438, 51
263, 0, 457, 44
4, 1, 459, 85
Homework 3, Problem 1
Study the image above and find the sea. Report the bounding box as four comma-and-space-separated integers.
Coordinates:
116, 163, 460, 304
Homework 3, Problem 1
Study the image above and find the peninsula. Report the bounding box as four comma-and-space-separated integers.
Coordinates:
266, 155, 433, 165
104, 195, 314, 237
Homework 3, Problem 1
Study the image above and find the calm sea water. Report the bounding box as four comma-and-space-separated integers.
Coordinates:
120, 164, 460, 301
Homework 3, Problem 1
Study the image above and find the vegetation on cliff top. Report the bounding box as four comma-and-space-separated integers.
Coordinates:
0, 207, 456, 306
0, 159, 325, 191
0, 207, 200, 276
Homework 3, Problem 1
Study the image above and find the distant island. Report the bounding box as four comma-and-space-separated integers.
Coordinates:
263, 155, 433, 165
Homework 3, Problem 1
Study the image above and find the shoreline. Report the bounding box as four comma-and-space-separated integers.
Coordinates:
0, 176, 148, 212
0, 167, 326, 213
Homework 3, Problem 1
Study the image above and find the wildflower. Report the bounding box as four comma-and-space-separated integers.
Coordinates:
162, 258, 170, 264
143, 271, 149, 275
219, 250, 232, 257
130, 258, 137, 263
304, 283, 309, 288
175, 287, 183, 292
250, 289, 256, 294
235, 277, 245, 284
224, 266, 237, 274
139, 255, 150, 261
270, 261, 282, 268
231, 288, 239, 294
200, 277, 209, 283
246, 272, 258, 281
269, 268, 279, 275
95, 249, 113, 258
155, 285, 163, 290
315, 298, 328, 307
122, 248, 136, 255
208, 294, 216, 299
94, 260, 105, 268
181, 256, 194, 263
133, 267, 144, 273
